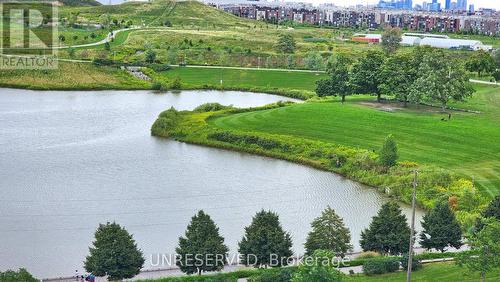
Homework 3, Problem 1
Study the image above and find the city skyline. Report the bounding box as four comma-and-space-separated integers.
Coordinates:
100, 0, 499, 9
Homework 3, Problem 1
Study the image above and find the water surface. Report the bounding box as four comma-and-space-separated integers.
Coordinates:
0, 89, 422, 278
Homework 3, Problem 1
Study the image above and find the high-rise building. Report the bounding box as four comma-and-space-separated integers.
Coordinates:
445, 0, 451, 10
377, 0, 413, 10
457, 0, 467, 11
468, 4, 474, 13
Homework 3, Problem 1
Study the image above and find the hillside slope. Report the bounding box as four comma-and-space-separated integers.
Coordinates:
60, 0, 101, 6
64, 0, 254, 27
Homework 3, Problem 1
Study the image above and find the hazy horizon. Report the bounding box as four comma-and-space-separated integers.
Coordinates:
98, 0, 499, 10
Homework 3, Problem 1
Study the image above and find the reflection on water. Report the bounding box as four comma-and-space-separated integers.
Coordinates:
0, 88, 422, 278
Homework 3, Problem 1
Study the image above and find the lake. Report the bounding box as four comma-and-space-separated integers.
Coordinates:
0, 88, 423, 279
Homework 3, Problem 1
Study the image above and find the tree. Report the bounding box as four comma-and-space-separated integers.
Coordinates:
304, 51, 324, 70
0, 269, 37, 282
291, 250, 345, 282
145, 49, 157, 63
378, 134, 398, 167
304, 206, 352, 257
239, 210, 293, 267
493, 69, 500, 82
287, 54, 295, 69
99, 13, 111, 28
456, 219, 500, 282
381, 27, 402, 54
465, 50, 496, 77
419, 202, 462, 252
104, 42, 111, 51
84, 222, 144, 280
494, 49, 500, 69
360, 202, 411, 255
275, 33, 296, 54
410, 51, 474, 111
350, 50, 386, 101
379, 52, 417, 107
176, 210, 228, 275
316, 54, 353, 103
474, 196, 500, 232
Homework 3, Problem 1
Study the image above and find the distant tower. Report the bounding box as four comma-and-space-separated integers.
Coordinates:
445, 0, 451, 10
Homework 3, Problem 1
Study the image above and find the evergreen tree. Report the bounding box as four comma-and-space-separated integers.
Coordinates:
85, 222, 144, 280
275, 33, 296, 54
360, 202, 411, 255
419, 202, 462, 252
304, 206, 352, 257
350, 50, 386, 102
378, 134, 398, 167
239, 210, 293, 267
176, 210, 228, 275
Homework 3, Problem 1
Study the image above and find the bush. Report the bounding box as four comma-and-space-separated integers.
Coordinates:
150, 64, 171, 72
357, 251, 381, 259
249, 268, 294, 282
400, 254, 422, 271
170, 77, 182, 89
208, 131, 285, 150
194, 103, 233, 112
362, 257, 400, 275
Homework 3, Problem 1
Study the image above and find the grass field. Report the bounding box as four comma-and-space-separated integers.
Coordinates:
0, 62, 150, 90
157, 67, 327, 91
210, 84, 500, 197
349, 262, 500, 281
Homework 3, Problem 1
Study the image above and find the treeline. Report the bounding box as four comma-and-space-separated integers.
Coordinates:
316, 46, 475, 110
48, 196, 500, 281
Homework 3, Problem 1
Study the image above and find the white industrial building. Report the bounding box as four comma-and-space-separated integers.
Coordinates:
352, 33, 493, 51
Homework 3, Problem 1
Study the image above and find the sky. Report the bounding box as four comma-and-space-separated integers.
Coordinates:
98, 0, 499, 10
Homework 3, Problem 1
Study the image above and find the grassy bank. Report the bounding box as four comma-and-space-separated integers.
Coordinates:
211, 85, 500, 197
0, 62, 150, 90
137, 262, 500, 281
151, 97, 491, 228
349, 262, 500, 281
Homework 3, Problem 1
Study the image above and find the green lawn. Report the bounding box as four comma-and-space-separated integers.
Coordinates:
210, 84, 500, 197
158, 67, 327, 92
350, 262, 500, 281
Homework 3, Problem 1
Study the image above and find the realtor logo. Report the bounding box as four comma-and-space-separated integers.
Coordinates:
0, 1, 58, 69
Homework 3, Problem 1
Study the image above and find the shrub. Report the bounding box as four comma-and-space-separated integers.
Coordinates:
379, 134, 398, 167
170, 77, 182, 89
150, 64, 171, 72
362, 257, 400, 275
208, 131, 286, 150
357, 251, 381, 259
194, 103, 233, 112
250, 268, 294, 282
400, 254, 422, 271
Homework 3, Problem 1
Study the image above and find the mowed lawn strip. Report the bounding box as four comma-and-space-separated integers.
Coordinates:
158, 67, 327, 92
210, 85, 500, 196
349, 262, 500, 281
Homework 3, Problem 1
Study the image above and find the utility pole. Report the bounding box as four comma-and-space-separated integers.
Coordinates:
407, 169, 418, 282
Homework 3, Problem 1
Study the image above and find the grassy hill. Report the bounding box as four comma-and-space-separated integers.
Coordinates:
64, 0, 254, 27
